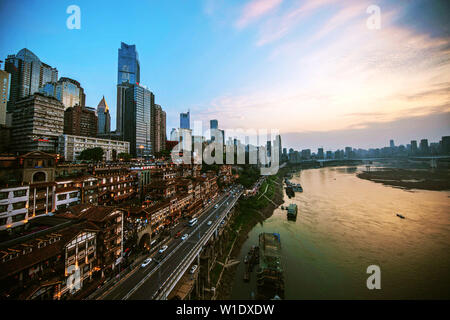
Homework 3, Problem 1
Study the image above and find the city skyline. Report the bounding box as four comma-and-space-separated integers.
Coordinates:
0, 0, 449, 151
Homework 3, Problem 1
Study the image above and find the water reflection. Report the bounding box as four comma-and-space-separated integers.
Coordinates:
231, 166, 450, 299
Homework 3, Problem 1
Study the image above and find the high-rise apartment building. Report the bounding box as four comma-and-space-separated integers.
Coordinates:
151, 104, 166, 154
117, 42, 140, 134
97, 96, 111, 134
0, 69, 10, 126
11, 93, 64, 153
5, 48, 58, 110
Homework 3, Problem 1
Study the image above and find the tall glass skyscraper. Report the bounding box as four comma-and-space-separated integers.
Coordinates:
180, 111, 190, 129
117, 42, 140, 134
5, 48, 58, 110
118, 42, 140, 85
124, 84, 153, 158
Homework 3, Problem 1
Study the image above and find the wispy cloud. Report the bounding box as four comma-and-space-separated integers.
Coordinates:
236, 0, 283, 29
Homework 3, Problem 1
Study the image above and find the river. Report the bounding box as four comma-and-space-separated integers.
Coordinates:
231, 165, 450, 299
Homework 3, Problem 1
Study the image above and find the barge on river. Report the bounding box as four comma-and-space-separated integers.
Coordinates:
256, 233, 284, 299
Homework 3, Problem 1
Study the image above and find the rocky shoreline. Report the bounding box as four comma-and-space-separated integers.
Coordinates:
215, 173, 285, 299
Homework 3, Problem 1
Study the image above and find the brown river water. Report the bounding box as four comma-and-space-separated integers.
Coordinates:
231, 165, 450, 299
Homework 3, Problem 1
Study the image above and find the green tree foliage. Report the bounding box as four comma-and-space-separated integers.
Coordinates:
78, 147, 104, 162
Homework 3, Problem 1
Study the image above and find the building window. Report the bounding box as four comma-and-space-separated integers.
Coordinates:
12, 214, 26, 222
0, 205, 8, 213
69, 192, 78, 199
13, 189, 27, 197
0, 192, 8, 200
57, 194, 67, 201
12, 201, 26, 210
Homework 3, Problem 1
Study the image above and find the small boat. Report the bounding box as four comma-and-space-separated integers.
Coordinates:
396, 213, 405, 219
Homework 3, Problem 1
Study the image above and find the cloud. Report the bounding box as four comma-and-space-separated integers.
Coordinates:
236, 0, 283, 29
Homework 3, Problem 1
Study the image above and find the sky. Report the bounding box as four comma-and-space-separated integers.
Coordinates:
0, 0, 449, 151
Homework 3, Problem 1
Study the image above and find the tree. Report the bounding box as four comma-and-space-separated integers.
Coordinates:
78, 147, 104, 162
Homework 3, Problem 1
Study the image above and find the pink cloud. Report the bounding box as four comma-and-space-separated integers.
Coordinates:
236, 0, 283, 28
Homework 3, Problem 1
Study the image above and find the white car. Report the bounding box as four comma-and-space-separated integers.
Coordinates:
207, 221, 212, 226
190, 265, 198, 274
159, 245, 168, 254
181, 234, 188, 241
214, 204, 218, 208
141, 258, 152, 268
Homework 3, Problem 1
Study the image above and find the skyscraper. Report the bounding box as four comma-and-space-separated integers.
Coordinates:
411, 140, 418, 154
97, 96, 111, 134
210, 119, 218, 130
419, 139, 429, 155
390, 140, 395, 148
5, 48, 58, 110
40, 77, 86, 110
0, 69, 10, 126
117, 42, 140, 134
180, 111, 190, 129
64, 105, 97, 137
151, 104, 166, 154
11, 93, 64, 153
124, 84, 152, 158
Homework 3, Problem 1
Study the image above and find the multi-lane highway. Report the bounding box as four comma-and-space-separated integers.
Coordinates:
100, 185, 243, 300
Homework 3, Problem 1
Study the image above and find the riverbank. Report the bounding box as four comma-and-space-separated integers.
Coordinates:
357, 168, 450, 191
213, 168, 287, 299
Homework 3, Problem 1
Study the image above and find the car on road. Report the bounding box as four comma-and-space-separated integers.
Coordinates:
207, 220, 212, 226
174, 231, 181, 239
181, 234, 188, 241
141, 258, 152, 268
190, 265, 198, 274
214, 204, 218, 208
159, 245, 168, 254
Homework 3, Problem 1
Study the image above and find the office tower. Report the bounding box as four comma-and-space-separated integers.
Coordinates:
40, 77, 86, 110
180, 111, 190, 129
419, 139, 429, 155
117, 42, 140, 134
97, 96, 111, 134
64, 105, 97, 137
5, 48, 58, 110
11, 93, 64, 153
345, 147, 352, 158
124, 84, 152, 158
210, 119, 218, 130
411, 140, 418, 154
210, 119, 219, 142
0, 69, 10, 126
301, 149, 311, 159
267, 140, 272, 157
390, 140, 395, 148
151, 104, 166, 154
318, 147, 324, 159
442, 136, 450, 154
